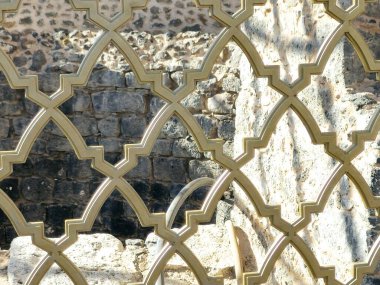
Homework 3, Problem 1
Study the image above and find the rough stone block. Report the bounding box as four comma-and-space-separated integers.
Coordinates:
223, 140, 234, 158
60, 90, 91, 113
20, 204, 45, 222
0, 102, 22, 116
194, 114, 218, 138
222, 74, 241, 93
38, 73, 60, 93
125, 72, 151, 88
0, 254, 6, 284
346, 92, 377, 110
12, 158, 33, 177
46, 137, 72, 152
0, 85, 22, 101
53, 180, 73, 201
0, 139, 12, 151
91, 90, 145, 113
110, 217, 137, 236
21, 177, 54, 202
71, 116, 98, 137
125, 157, 152, 179
34, 157, 65, 178
196, 78, 217, 94
218, 120, 235, 140
130, 180, 150, 201
88, 70, 125, 88
207, 93, 234, 114
151, 182, 170, 201
45, 121, 66, 137
98, 115, 120, 137
53, 181, 90, 205
30, 139, 46, 154
45, 204, 74, 227
24, 99, 39, 115
0, 118, 9, 138
99, 137, 122, 153
8, 234, 142, 285
362, 276, 380, 285
216, 200, 233, 225
160, 117, 188, 139
169, 183, 185, 198
30, 50, 46, 72
149, 96, 166, 115
371, 168, 380, 195
170, 71, 184, 87
189, 160, 223, 180
67, 53, 84, 63
0, 179, 19, 201
66, 155, 93, 180
181, 92, 203, 112
101, 198, 124, 219
121, 115, 146, 138
12, 117, 29, 136
153, 157, 187, 183
172, 138, 202, 158
59, 63, 79, 73
146, 225, 234, 279
151, 139, 172, 156
13, 56, 27, 67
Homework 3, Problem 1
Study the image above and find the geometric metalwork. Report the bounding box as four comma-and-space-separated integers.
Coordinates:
0, 0, 378, 284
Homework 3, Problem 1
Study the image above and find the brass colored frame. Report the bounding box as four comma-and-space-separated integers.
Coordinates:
0, 0, 378, 284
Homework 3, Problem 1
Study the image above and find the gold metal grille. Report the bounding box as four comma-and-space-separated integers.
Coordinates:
0, 0, 378, 284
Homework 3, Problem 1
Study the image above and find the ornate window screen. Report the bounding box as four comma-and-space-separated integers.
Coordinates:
0, 0, 378, 284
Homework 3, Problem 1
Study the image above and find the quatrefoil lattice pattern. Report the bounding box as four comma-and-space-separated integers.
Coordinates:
0, 0, 379, 284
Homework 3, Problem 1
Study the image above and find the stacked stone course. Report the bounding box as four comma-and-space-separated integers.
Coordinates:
0, 26, 240, 247
0, 0, 379, 284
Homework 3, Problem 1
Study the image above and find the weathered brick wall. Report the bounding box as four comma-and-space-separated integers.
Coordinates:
0, 26, 240, 247
0, 0, 240, 248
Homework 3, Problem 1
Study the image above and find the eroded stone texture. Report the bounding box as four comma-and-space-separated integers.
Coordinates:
0, 250, 8, 284
143, 224, 236, 284
0, 0, 240, 34
0, 0, 378, 284
232, 0, 380, 284
4, 225, 236, 285
7, 234, 141, 285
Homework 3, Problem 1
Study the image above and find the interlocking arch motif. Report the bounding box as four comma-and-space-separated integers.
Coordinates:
0, 0, 378, 284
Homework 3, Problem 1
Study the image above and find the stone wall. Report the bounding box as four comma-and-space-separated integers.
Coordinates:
0, 26, 240, 247
232, 1, 380, 284
1, 0, 239, 34
0, 0, 242, 249
0, 0, 379, 284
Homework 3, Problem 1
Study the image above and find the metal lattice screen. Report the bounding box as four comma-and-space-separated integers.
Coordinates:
0, 0, 378, 284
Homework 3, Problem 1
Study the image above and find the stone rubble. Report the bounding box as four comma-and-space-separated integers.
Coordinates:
0, 223, 237, 285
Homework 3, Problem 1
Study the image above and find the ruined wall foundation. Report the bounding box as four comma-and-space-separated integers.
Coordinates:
0, 0, 378, 284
